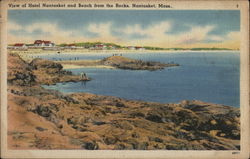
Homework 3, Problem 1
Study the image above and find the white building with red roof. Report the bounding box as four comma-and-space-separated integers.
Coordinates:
127, 46, 136, 50
94, 44, 107, 50
65, 44, 77, 49
12, 43, 28, 50
135, 46, 145, 50
34, 40, 55, 47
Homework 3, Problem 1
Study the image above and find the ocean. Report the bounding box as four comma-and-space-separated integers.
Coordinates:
40, 51, 240, 107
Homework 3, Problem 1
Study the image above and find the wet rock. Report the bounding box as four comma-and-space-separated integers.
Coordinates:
145, 114, 163, 123
129, 112, 145, 118
36, 127, 47, 132
101, 56, 179, 71
82, 142, 99, 150
126, 139, 139, 149
30, 58, 63, 71
137, 142, 149, 150
104, 136, 117, 145
112, 121, 134, 130
131, 132, 140, 138
34, 106, 52, 118
148, 136, 163, 143
93, 121, 106, 126
114, 143, 126, 150
8, 62, 36, 86
115, 102, 125, 107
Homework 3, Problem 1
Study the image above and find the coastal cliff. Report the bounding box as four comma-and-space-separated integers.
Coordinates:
8, 54, 240, 150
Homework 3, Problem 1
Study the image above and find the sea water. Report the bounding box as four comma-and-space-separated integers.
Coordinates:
41, 51, 240, 107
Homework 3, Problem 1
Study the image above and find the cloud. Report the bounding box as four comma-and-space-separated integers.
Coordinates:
226, 31, 240, 41
87, 22, 121, 42
7, 20, 240, 49
8, 21, 23, 31
203, 31, 240, 43
207, 35, 225, 42
88, 22, 112, 37
7, 21, 83, 43
116, 24, 219, 48
25, 22, 74, 37
117, 21, 172, 38
176, 25, 215, 44
8, 20, 77, 38
219, 31, 240, 49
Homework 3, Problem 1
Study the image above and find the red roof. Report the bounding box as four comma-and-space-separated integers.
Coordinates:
34, 40, 51, 44
96, 44, 104, 47
14, 43, 25, 47
34, 40, 42, 44
43, 41, 51, 44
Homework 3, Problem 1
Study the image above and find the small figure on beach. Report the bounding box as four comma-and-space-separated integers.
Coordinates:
80, 72, 88, 80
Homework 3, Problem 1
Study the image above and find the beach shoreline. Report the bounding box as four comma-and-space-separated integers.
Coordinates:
9, 49, 239, 63
8, 48, 239, 55
56, 55, 179, 71
62, 64, 115, 69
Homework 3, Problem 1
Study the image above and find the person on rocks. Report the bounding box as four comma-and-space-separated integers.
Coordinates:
80, 72, 88, 80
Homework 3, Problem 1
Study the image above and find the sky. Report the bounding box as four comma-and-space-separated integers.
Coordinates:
8, 10, 240, 49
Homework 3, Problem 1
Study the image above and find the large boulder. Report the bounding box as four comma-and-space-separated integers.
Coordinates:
30, 58, 63, 73
8, 54, 36, 86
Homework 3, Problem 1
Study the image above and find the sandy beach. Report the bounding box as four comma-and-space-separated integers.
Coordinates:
56, 59, 115, 69
9, 49, 239, 64
9, 48, 238, 70
9, 48, 239, 55
61, 64, 115, 69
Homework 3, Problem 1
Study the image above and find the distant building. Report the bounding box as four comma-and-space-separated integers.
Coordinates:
65, 44, 77, 49
34, 40, 55, 47
128, 46, 135, 50
13, 43, 28, 50
95, 44, 107, 50
108, 45, 116, 50
135, 46, 145, 50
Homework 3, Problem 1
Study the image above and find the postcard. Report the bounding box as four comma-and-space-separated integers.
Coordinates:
1, 0, 249, 158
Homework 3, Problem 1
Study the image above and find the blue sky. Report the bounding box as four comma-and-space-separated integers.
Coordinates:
8, 10, 240, 48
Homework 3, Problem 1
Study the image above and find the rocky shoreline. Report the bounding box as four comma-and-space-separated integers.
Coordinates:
8, 53, 90, 86
58, 55, 179, 71
7, 53, 240, 150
